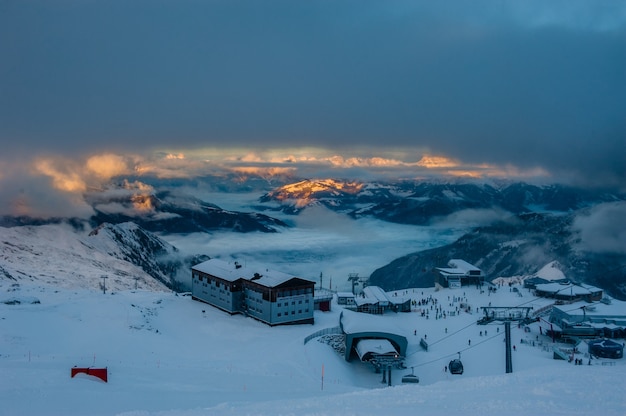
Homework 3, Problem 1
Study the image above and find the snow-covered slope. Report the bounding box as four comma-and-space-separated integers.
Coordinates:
1, 281, 624, 415
0, 223, 178, 292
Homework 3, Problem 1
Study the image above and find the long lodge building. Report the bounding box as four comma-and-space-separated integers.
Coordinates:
191, 258, 316, 326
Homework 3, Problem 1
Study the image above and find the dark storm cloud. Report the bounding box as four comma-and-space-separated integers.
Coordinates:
1, 0, 624, 187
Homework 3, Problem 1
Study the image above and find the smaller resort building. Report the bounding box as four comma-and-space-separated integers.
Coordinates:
435, 259, 485, 288
534, 282, 603, 303
191, 258, 316, 326
353, 286, 411, 315
547, 300, 626, 340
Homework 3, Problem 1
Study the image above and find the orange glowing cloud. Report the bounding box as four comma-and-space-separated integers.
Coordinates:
33, 158, 86, 193
417, 156, 460, 169
446, 170, 483, 178
122, 180, 155, 213
131, 194, 155, 212
326, 155, 406, 168
231, 166, 297, 176
86, 153, 133, 179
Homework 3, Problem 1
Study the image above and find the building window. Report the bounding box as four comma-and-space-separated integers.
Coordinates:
278, 313, 281, 317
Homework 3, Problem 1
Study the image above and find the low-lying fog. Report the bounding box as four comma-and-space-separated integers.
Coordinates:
161, 192, 467, 291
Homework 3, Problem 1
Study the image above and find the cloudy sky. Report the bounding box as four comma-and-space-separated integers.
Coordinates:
1, 0, 625, 216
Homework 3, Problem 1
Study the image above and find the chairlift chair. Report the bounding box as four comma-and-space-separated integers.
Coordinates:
402, 367, 419, 384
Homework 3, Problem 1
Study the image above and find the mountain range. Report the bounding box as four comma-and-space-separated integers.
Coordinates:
368, 211, 626, 300
259, 179, 625, 225
1, 176, 624, 298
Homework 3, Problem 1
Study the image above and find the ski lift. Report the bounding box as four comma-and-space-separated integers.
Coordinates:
449, 352, 464, 375
402, 366, 419, 384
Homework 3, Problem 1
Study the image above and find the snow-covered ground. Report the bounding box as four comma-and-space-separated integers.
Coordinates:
1, 281, 625, 416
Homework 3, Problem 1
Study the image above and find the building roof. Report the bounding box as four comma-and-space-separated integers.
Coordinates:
536, 282, 602, 296
192, 258, 315, 288
341, 309, 404, 335
337, 292, 355, 298
437, 259, 483, 276
247, 269, 308, 288
340, 309, 408, 361
355, 339, 398, 361
192, 258, 246, 282
362, 286, 391, 306
552, 300, 626, 321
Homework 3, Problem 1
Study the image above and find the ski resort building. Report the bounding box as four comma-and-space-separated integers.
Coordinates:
336, 292, 356, 307
314, 288, 333, 312
534, 282, 603, 303
353, 286, 411, 315
435, 259, 485, 288
548, 301, 626, 339
191, 259, 316, 326
340, 309, 408, 362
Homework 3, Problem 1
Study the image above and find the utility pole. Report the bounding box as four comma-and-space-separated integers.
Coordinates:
101, 275, 108, 294
505, 321, 512, 373
348, 273, 359, 295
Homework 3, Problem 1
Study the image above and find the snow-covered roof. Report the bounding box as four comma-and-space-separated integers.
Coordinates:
552, 300, 626, 318
192, 258, 246, 282
340, 309, 404, 335
437, 267, 465, 275
536, 282, 601, 296
362, 286, 390, 306
337, 292, 355, 298
193, 258, 315, 287
437, 259, 483, 276
448, 259, 482, 274
355, 338, 398, 361
247, 269, 304, 288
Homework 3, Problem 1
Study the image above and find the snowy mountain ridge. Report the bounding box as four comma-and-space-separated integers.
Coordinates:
0, 222, 191, 292
259, 180, 626, 225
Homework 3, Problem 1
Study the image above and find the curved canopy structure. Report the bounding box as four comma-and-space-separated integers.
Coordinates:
355, 338, 398, 362
340, 310, 408, 361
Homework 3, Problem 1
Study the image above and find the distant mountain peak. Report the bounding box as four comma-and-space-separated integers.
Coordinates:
535, 261, 567, 281
270, 179, 363, 200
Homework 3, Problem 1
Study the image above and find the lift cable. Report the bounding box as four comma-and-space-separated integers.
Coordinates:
425, 320, 478, 349
408, 331, 505, 369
